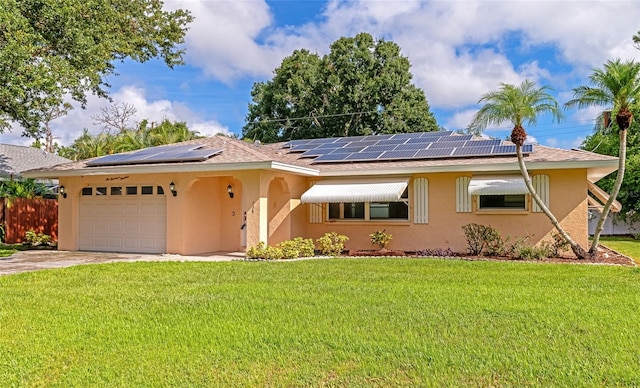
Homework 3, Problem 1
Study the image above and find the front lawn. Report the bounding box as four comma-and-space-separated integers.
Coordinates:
600, 236, 640, 264
0, 259, 639, 386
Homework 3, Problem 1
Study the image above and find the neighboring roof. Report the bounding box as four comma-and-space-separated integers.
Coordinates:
22, 133, 619, 183
0, 144, 71, 178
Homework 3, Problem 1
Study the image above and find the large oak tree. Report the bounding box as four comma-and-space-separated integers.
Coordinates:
243, 33, 439, 143
0, 0, 192, 135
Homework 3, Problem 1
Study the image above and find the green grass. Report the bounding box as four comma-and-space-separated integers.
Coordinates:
1, 259, 639, 386
0, 249, 15, 257
600, 236, 640, 264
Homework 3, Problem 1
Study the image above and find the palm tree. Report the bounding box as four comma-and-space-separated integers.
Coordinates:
467, 80, 592, 259
565, 59, 640, 256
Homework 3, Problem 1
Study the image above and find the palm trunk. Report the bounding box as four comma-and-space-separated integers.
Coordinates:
589, 128, 627, 254
515, 145, 590, 259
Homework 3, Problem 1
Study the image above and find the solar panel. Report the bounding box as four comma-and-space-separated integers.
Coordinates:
383, 138, 410, 146
430, 141, 468, 149
363, 144, 399, 153
452, 146, 494, 156
86, 144, 220, 166
345, 140, 381, 149
418, 131, 453, 138
436, 134, 473, 142
289, 144, 317, 152
466, 139, 502, 147
283, 131, 534, 164
414, 148, 455, 158
312, 153, 349, 163
343, 151, 384, 161
492, 145, 517, 154
378, 150, 419, 159
399, 142, 435, 151
339, 146, 367, 153
522, 144, 534, 153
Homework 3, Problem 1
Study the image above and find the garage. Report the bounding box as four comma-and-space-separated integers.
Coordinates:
78, 185, 167, 253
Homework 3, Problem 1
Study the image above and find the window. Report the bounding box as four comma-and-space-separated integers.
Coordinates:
126, 186, 137, 195
110, 187, 122, 195
328, 189, 409, 221
96, 187, 107, 196
478, 194, 526, 210
141, 186, 153, 195
157, 186, 165, 195
81, 187, 92, 196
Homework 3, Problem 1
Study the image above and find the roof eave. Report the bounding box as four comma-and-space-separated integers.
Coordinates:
317, 159, 619, 181
22, 161, 320, 179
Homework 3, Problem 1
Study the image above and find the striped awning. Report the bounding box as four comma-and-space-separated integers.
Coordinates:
301, 178, 409, 203
468, 175, 528, 196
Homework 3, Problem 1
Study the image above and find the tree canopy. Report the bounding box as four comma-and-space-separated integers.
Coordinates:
0, 0, 192, 135
566, 58, 640, 253
58, 119, 202, 161
581, 110, 640, 225
242, 33, 439, 143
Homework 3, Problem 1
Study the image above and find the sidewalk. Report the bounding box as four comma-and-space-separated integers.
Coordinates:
0, 250, 245, 276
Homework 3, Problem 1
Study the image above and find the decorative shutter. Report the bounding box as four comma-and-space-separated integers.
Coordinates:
413, 178, 428, 224
456, 176, 472, 213
532, 174, 549, 213
308, 181, 323, 223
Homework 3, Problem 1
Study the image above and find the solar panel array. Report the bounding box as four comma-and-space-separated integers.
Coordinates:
283, 131, 534, 164
86, 144, 223, 167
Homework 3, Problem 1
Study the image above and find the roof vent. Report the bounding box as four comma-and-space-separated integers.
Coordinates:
254, 140, 261, 146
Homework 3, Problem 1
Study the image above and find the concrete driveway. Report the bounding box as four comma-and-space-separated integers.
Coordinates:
0, 250, 244, 276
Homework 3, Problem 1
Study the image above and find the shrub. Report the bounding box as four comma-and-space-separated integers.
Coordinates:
370, 229, 392, 249
316, 232, 349, 256
245, 242, 283, 260
23, 230, 53, 247
462, 223, 503, 255
278, 237, 315, 259
546, 232, 571, 257
514, 244, 550, 260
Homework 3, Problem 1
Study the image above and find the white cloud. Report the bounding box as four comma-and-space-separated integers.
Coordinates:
7, 86, 232, 147
165, 0, 640, 110
545, 135, 585, 150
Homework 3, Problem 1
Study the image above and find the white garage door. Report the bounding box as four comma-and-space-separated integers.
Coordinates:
78, 185, 167, 253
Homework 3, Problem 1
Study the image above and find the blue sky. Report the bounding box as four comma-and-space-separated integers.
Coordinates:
2, 0, 640, 149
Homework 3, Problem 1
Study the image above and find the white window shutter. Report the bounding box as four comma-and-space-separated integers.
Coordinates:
413, 178, 428, 224
308, 181, 323, 223
532, 174, 549, 213
456, 176, 472, 213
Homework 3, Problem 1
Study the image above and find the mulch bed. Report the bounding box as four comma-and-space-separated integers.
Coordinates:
347, 245, 636, 266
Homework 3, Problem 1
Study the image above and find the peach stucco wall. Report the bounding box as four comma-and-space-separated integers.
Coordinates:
57, 170, 308, 255
57, 167, 589, 256
303, 169, 589, 254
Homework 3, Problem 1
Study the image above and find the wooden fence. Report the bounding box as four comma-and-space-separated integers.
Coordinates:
0, 198, 58, 244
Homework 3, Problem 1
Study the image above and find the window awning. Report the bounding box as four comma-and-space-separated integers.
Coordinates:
301, 178, 409, 203
468, 175, 528, 196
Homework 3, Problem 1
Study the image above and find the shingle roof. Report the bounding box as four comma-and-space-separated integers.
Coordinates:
22, 134, 618, 182
0, 144, 71, 178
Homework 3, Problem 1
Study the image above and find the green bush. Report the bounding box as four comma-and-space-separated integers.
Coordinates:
23, 230, 53, 247
245, 242, 283, 260
370, 229, 392, 249
316, 232, 349, 256
462, 223, 502, 255
546, 232, 571, 257
278, 237, 315, 259
514, 244, 550, 260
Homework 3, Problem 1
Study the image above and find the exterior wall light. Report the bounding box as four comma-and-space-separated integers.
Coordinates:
59, 185, 67, 199
169, 181, 177, 197
227, 184, 234, 198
